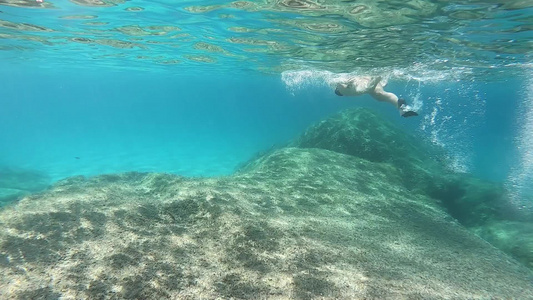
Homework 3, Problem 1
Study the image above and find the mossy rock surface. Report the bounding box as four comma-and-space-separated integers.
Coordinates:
1, 147, 532, 299
292, 108, 447, 191
473, 220, 533, 269
293, 109, 428, 164
292, 108, 532, 234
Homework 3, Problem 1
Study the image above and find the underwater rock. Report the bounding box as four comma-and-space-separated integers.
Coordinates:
473, 220, 533, 270
293, 108, 451, 191
293, 108, 533, 267
293, 108, 527, 222
0, 147, 532, 299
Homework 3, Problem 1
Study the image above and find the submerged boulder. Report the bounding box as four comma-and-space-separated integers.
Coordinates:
292, 108, 447, 193
0, 147, 532, 299
292, 109, 526, 223
292, 108, 533, 268
473, 220, 533, 269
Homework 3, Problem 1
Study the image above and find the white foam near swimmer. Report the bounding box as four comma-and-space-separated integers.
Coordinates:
506, 69, 533, 209
280, 64, 473, 94
281, 70, 358, 94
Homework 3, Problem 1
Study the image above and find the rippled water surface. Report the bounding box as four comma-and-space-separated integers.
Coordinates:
0, 0, 531, 77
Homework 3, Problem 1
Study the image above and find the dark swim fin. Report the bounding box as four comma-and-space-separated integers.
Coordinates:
401, 111, 418, 118
398, 98, 418, 117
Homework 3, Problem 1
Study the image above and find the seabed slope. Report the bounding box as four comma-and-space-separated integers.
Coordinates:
1, 109, 532, 299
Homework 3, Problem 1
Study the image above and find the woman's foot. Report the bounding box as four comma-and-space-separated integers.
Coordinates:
398, 98, 418, 117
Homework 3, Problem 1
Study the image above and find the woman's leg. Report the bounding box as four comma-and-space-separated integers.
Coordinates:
370, 85, 399, 107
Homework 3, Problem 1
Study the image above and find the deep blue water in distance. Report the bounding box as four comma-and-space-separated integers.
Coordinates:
0, 66, 524, 184
0, 68, 357, 181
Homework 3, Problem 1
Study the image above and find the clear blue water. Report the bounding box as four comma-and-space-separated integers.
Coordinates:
1, 69, 519, 180
0, 1, 532, 202
2, 2, 533, 297
0, 69, 354, 180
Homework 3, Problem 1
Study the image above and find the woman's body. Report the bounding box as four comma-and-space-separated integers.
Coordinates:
334, 76, 418, 118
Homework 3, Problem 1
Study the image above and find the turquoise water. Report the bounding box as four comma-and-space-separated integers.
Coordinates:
1, 1, 533, 298
2, 71, 523, 183
0, 1, 531, 202
0, 0, 532, 201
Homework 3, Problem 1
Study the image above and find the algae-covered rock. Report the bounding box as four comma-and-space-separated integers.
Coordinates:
473, 220, 533, 269
0, 148, 532, 299
292, 108, 533, 269
294, 109, 427, 163
293, 108, 451, 192
292, 108, 527, 223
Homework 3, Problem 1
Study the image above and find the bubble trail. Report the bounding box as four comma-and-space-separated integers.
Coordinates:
506, 68, 533, 209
